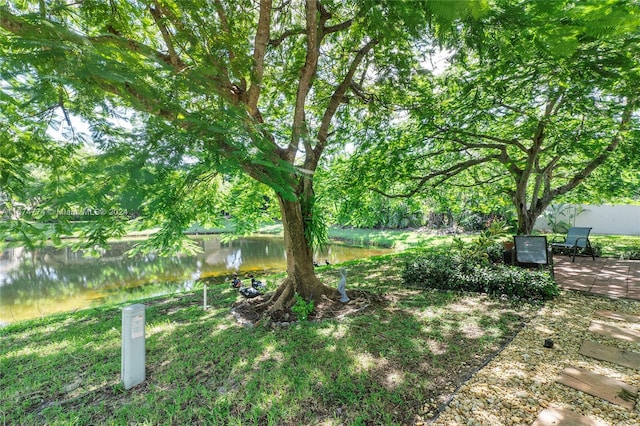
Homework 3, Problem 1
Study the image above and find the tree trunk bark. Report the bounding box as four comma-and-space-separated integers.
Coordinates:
516, 208, 536, 235
261, 195, 339, 313
514, 193, 548, 235
514, 185, 537, 235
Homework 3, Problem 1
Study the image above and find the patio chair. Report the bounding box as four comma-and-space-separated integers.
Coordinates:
513, 235, 554, 277
551, 227, 595, 262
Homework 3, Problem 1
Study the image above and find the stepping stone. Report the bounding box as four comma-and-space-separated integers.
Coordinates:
596, 310, 640, 323
588, 320, 640, 343
557, 366, 637, 411
580, 340, 640, 370
532, 405, 607, 426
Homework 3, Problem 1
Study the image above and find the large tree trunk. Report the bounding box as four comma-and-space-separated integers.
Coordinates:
514, 190, 548, 235
513, 186, 543, 235
515, 206, 537, 235
260, 196, 339, 313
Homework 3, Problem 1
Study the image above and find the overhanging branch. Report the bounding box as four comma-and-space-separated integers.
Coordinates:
0, 10, 188, 72
547, 97, 638, 202
370, 154, 500, 198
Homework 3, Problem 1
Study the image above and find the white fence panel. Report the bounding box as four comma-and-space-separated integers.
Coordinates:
535, 204, 640, 236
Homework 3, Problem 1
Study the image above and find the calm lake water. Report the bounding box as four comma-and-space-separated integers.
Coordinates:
0, 235, 392, 325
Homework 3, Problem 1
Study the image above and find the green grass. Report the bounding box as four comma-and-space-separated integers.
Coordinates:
542, 233, 640, 258
327, 227, 458, 251
0, 253, 538, 425
328, 228, 640, 259
588, 234, 640, 258
3, 230, 639, 424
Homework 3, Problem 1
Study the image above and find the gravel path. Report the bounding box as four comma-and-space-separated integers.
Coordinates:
430, 291, 640, 425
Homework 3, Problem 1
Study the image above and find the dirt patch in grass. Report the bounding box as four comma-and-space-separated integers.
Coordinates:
231, 289, 387, 325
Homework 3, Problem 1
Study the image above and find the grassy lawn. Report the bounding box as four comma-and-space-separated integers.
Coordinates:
327, 226, 640, 259
588, 234, 640, 258
0, 253, 538, 425
2, 229, 639, 424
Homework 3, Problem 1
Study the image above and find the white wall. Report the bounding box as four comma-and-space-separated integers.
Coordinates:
534, 204, 640, 236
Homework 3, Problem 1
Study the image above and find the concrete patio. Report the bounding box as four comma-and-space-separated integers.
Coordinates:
553, 255, 640, 300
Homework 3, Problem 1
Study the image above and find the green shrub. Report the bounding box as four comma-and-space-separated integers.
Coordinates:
291, 293, 315, 321
620, 245, 640, 260
452, 219, 512, 264
486, 242, 504, 264
402, 253, 558, 302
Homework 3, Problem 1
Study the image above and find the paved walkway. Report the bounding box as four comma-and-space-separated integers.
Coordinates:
531, 257, 640, 425
553, 255, 640, 300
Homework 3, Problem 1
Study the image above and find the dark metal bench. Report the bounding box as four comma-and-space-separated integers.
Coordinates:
514, 235, 554, 277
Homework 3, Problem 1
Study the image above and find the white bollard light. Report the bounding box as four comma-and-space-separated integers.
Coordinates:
203, 284, 208, 310
121, 304, 146, 390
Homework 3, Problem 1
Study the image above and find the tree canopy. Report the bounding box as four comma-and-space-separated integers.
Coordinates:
345, 0, 640, 234
0, 0, 485, 310
4, 0, 639, 314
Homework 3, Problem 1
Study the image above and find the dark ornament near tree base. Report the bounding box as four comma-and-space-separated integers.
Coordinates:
239, 287, 262, 299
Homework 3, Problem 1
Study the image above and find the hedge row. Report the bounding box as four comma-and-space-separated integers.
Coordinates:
402, 253, 559, 302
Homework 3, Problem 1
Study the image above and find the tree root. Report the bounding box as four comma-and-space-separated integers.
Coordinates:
231, 284, 387, 326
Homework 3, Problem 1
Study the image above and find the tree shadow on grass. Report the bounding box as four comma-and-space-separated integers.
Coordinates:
1, 278, 536, 425
145, 290, 531, 424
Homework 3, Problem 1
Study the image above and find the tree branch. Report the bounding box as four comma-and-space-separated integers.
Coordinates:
0, 8, 189, 73
212, 0, 242, 94
245, 0, 272, 116
350, 81, 375, 103
457, 173, 506, 188
269, 27, 305, 47
287, 0, 319, 162
149, 2, 179, 68
371, 155, 500, 199
519, 91, 564, 196
436, 127, 528, 152
0, 5, 287, 195
325, 19, 354, 34
268, 18, 352, 47
313, 38, 378, 165
547, 97, 638, 202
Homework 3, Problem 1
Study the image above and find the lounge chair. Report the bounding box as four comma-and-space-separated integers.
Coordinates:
551, 227, 595, 262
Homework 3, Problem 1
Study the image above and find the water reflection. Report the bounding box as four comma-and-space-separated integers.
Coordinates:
0, 236, 391, 325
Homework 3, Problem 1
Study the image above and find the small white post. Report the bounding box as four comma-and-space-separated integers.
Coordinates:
121, 304, 146, 390
203, 284, 208, 310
